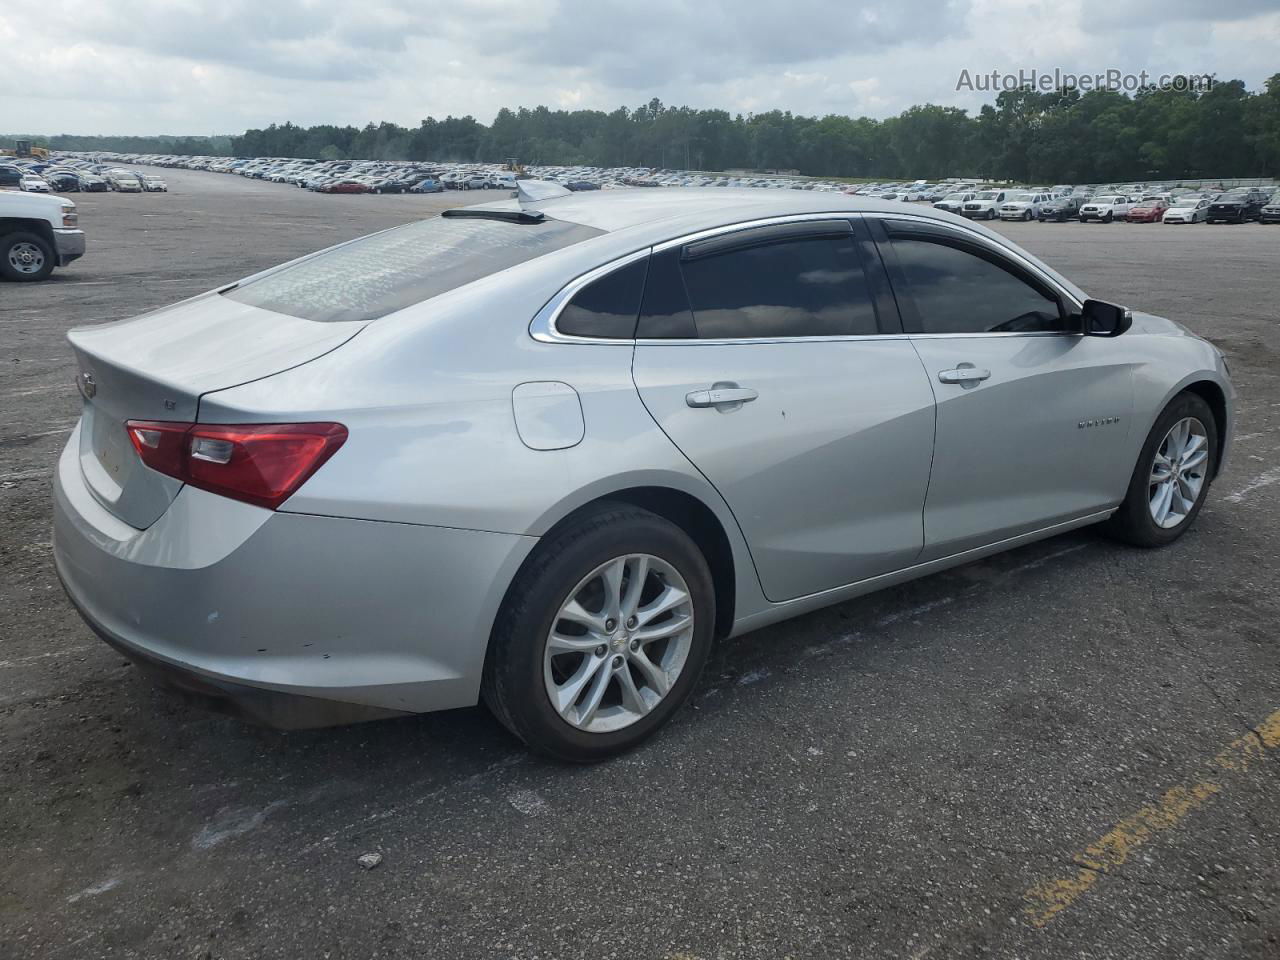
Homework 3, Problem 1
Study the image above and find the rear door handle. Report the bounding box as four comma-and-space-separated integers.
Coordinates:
686, 384, 759, 408
937, 367, 992, 385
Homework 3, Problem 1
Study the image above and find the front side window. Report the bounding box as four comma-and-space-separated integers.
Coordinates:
888, 235, 1066, 335
678, 232, 878, 339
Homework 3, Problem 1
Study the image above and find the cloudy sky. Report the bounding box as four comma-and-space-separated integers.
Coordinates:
4, 0, 1278, 136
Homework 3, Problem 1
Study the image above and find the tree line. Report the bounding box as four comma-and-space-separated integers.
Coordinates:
14, 73, 1280, 181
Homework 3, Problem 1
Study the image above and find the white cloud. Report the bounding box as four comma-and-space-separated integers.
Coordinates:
1, 0, 1277, 136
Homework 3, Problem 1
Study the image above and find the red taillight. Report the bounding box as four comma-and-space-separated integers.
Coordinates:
126, 421, 347, 510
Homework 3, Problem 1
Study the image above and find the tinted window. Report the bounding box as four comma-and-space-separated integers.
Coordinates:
636, 248, 697, 339
557, 258, 647, 339
679, 233, 877, 339
890, 237, 1065, 334
224, 215, 602, 323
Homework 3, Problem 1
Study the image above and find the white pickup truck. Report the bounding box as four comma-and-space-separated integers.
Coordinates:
0, 190, 85, 280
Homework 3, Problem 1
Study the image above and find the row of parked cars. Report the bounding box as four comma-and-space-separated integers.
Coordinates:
49, 152, 1280, 226
73, 153, 893, 196
0, 156, 167, 194
931, 183, 1280, 224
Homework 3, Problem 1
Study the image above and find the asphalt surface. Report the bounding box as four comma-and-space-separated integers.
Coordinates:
2, 170, 1279, 960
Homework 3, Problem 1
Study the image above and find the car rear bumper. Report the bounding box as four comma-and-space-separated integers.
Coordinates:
53, 228, 85, 265
53, 424, 537, 727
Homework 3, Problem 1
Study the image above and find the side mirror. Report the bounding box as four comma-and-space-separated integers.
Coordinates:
1080, 299, 1132, 337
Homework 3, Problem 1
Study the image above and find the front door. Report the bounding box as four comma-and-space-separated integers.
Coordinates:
872, 218, 1135, 560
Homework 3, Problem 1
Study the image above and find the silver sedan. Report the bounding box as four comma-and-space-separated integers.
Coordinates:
54, 187, 1234, 760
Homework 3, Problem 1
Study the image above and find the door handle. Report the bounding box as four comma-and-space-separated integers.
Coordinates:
937, 367, 992, 385
685, 384, 759, 408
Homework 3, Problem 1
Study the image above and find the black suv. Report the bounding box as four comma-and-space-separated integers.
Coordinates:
1207, 188, 1269, 223
1037, 195, 1081, 222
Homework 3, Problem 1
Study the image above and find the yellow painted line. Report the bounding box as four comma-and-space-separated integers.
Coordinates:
1024, 707, 1280, 928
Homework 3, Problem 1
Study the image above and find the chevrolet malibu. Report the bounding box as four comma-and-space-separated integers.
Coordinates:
54, 187, 1234, 761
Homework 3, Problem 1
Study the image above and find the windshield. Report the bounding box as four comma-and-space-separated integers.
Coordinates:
1009, 193, 1033, 202
1222, 191, 1248, 199
1171, 199, 1198, 207
975, 191, 996, 199
943, 193, 965, 200
223, 214, 602, 324
1093, 196, 1119, 204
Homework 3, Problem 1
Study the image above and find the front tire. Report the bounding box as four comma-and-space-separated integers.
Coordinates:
0, 232, 55, 281
1104, 392, 1217, 547
482, 502, 716, 762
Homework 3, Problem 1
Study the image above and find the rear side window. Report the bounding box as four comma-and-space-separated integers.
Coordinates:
224, 215, 603, 323
556, 258, 648, 339
635, 228, 878, 340
888, 236, 1065, 334
680, 233, 877, 339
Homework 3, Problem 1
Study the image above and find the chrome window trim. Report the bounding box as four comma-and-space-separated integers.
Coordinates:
529, 210, 1084, 345
529, 247, 651, 344
636, 333, 910, 346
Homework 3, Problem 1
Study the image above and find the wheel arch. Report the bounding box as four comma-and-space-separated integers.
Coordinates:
0, 217, 55, 247
527, 485, 741, 640
598, 487, 737, 640
1182, 379, 1229, 478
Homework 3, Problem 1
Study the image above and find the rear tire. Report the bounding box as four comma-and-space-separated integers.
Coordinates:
1103, 392, 1217, 548
482, 502, 716, 762
0, 232, 55, 281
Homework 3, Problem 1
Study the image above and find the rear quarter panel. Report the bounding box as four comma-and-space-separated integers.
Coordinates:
198, 258, 772, 628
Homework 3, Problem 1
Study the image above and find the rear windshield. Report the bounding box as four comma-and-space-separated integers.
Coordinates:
223, 214, 602, 323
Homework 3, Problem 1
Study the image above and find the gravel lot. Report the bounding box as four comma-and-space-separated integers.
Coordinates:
2, 169, 1279, 960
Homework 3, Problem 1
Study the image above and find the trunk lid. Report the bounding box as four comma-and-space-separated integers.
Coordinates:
68, 293, 362, 529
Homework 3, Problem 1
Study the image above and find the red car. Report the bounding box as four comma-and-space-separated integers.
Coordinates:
318, 179, 370, 194
1127, 198, 1170, 222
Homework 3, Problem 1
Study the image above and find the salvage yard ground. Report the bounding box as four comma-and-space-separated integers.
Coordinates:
2, 168, 1279, 959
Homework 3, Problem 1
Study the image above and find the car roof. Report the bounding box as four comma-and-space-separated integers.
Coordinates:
467, 187, 996, 234
455, 186, 1086, 304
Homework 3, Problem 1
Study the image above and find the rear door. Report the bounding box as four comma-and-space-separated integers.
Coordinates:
870, 217, 1134, 560
632, 217, 936, 602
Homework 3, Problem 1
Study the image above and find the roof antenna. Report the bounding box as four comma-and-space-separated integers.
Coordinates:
516, 180, 572, 204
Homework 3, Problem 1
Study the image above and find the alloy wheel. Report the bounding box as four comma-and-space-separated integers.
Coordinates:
1149, 417, 1209, 529
543, 554, 695, 734
7, 242, 46, 275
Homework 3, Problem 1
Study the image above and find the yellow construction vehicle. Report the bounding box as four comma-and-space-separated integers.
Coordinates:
503, 157, 527, 176
1, 140, 49, 160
